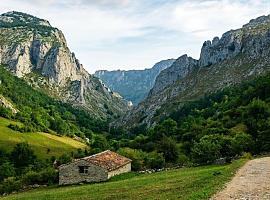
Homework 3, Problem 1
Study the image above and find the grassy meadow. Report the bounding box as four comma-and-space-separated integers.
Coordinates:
1, 159, 247, 200
0, 117, 87, 159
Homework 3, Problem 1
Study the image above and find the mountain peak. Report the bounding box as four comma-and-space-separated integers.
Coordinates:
243, 14, 270, 29
0, 11, 51, 28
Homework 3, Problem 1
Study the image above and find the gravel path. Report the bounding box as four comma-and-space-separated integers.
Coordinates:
211, 157, 270, 200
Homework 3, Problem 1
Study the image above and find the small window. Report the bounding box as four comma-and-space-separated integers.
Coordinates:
79, 166, 89, 174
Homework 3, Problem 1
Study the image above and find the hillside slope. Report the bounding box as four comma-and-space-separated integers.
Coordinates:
118, 14, 270, 128
95, 59, 175, 105
0, 11, 128, 119
0, 117, 86, 160
1, 159, 246, 200
0, 64, 108, 137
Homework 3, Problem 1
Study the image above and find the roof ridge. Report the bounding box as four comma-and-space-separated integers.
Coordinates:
82, 150, 111, 160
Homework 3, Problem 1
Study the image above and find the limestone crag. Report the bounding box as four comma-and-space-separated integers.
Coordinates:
117, 14, 270, 128
95, 59, 175, 105
0, 11, 128, 119
0, 95, 18, 114
149, 55, 197, 96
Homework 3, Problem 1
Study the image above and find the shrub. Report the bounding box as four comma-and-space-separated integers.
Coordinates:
118, 148, 146, 171
10, 143, 37, 169
0, 177, 22, 195
7, 124, 22, 132
191, 136, 222, 164
0, 162, 16, 182
145, 151, 165, 169
232, 132, 254, 155
21, 171, 41, 185
0, 106, 13, 119
58, 153, 72, 165
22, 168, 58, 186
241, 152, 253, 160
158, 136, 179, 162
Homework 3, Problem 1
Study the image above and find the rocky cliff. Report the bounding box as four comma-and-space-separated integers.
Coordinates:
118, 14, 270, 128
95, 59, 175, 105
0, 11, 129, 119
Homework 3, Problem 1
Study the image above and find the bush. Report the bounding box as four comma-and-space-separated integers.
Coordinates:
0, 162, 16, 181
10, 143, 37, 169
21, 171, 41, 185
22, 168, 58, 186
145, 151, 165, 169
7, 124, 22, 132
58, 153, 72, 165
0, 106, 13, 119
118, 148, 146, 171
232, 132, 254, 155
158, 136, 179, 162
191, 136, 222, 164
0, 177, 22, 195
241, 152, 253, 160
177, 154, 191, 166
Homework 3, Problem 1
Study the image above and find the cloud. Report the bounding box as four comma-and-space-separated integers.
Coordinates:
0, 0, 270, 72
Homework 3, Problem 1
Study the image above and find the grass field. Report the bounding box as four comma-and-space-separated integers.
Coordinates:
1, 159, 247, 200
0, 117, 87, 159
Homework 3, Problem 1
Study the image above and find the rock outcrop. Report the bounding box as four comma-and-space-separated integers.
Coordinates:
149, 55, 197, 96
0, 11, 129, 119
95, 59, 175, 105
0, 95, 18, 114
117, 14, 270, 128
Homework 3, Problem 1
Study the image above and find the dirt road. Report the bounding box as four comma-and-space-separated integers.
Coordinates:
211, 157, 270, 200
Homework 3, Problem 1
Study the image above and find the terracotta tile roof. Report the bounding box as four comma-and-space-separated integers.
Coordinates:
83, 150, 132, 172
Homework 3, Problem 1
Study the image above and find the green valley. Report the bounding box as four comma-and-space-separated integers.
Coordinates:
0, 159, 246, 200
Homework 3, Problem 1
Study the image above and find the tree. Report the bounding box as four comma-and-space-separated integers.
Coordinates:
158, 136, 179, 162
145, 151, 165, 169
232, 132, 254, 155
10, 143, 36, 169
0, 162, 16, 181
118, 148, 146, 171
91, 135, 109, 151
58, 153, 72, 165
191, 135, 222, 164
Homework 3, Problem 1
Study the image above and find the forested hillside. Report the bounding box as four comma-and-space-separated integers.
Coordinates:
111, 72, 270, 169
0, 65, 106, 138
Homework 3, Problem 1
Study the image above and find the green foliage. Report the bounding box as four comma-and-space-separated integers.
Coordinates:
0, 177, 22, 195
118, 147, 165, 170
145, 151, 165, 169
158, 136, 179, 162
10, 143, 37, 169
0, 159, 247, 200
0, 107, 13, 119
0, 65, 107, 136
125, 72, 270, 165
58, 153, 72, 165
118, 148, 146, 171
0, 162, 16, 182
22, 168, 58, 186
191, 136, 222, 164
91, 135, 109, 152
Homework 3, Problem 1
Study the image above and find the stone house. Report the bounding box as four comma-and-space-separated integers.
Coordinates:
58, 150, 132, 185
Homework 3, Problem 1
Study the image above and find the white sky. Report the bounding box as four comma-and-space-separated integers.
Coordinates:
1, 0, 270, 73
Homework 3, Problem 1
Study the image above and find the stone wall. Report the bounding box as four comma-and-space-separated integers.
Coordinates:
59, 160, 108, 185
108, 163, 131, 179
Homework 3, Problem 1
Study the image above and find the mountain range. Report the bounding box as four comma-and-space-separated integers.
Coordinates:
116, 14, 270, 129
0, 11, 129, 120
1, 11, 270, 132
94, 59, 175, 105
